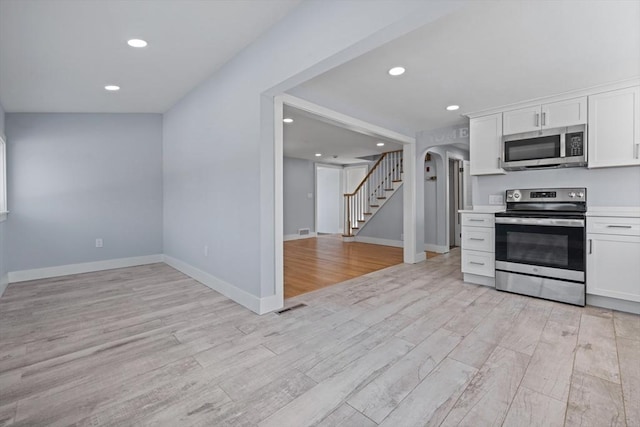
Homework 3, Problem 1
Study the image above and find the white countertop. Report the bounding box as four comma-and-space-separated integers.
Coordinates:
586, 207, 640, 218
459, 205, 506, 214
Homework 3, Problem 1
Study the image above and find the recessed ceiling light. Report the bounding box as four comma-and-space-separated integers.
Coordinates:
127, 39, 148, 48
104, 85, 120, 91
377, 142, 385, 147
283, 118, 293, 123
315, 153, 322, 157
388, 66, 405, 76
446, 105, 460, 111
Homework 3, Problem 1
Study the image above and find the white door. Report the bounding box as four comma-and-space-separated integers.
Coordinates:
503, 106, 541, 135
316, 166, 342, 234
542, 97, 587, 129
470, 113, 505, 175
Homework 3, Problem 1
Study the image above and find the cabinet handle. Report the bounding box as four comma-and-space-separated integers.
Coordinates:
607, 225, 632, 228
470, 261, 485, 266
542, 112, 546, 126
497, 157, 501, 168
470, 238, 485, 241
635, 143, 639, 159
588, 239, 592, 254
469, 219, 484, 222
535, 113, 539, 127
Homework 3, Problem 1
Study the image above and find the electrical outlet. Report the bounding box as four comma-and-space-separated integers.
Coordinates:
400, 233, 404, 241
95, 238, 103, 248
204, 245, 209, 257
307, 192, 313, 199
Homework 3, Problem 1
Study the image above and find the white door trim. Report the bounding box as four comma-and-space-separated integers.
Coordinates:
274, 94, 418, 307
445, 151, 466, 251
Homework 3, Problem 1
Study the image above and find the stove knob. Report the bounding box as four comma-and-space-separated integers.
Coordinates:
514, 193, 520, 199
507, 193, 513, 199
569, 192, 576, 198
578, 192, 584, 198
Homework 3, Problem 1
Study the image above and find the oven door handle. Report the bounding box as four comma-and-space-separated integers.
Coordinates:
495, 217, 585, 227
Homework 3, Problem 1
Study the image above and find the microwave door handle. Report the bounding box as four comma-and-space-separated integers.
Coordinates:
535, 113, 539, 127
560, 133, 566, 158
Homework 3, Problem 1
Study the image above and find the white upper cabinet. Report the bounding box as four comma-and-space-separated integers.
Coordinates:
503, 97, 587, 135
470, 113, 505, 176
502, 106, 540, 135
588, 86, 640, 168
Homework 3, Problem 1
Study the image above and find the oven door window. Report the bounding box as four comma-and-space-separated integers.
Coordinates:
495, 223, 584, 271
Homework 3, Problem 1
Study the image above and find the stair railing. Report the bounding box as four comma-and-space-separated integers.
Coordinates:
343, 150, 403, 237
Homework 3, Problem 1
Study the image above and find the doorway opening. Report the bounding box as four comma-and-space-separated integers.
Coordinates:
278, 96, 417, 301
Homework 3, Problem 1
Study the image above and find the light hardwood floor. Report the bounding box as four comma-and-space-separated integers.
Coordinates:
284, 235, 404, 298
0, 249, 638, 426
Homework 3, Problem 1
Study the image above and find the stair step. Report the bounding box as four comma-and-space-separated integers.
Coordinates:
342, 234, 354, 237
369, 205, 379, 208
357, 219, 366, 223
352, 227, 359, 230
364, 212, 372, 215
392, 179, 402, 183
377, 197, 386, 200
384, 188, 394, 191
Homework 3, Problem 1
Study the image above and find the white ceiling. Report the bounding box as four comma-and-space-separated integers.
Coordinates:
291, 0, 640, 135
283, 106, 403, 165
0, 0, 300, 113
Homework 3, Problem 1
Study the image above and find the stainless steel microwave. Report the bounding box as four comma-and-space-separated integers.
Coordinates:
502, 124, 587, 170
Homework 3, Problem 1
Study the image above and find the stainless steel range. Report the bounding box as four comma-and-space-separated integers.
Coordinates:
495, 188, 587, 306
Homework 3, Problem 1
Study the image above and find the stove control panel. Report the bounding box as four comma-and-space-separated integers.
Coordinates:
506, 188, 586, 203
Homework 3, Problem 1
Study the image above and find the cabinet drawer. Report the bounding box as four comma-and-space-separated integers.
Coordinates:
462, 250, 495, 277
587, 217, 640, 236
461, 213, 495, 228
462, 226, 494, 252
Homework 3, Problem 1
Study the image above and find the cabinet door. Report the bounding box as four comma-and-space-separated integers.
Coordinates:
470, 113, 505, 176
503, 106, 540, 135
588, 86, 640, 168
542, 97, 587, 128
587, 233, 640, 302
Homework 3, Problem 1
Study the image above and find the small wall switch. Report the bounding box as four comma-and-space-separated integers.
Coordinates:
489, 195, 504, 205
95, 238, 103, 248
307, 193, 313, 199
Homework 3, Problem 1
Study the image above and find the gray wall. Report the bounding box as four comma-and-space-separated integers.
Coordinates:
474, 166, 640, 207
416, 125, 470, 250
283, 157, 315, 236
162, 1, 461, 300
0, 101, 6, 285
5, 113, 163, 271
358, 186, 403, 241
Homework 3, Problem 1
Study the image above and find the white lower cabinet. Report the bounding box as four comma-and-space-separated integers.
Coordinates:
461, 212, 495, 287
587, 217, 640, 302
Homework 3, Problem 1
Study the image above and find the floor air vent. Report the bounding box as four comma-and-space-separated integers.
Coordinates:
298, 228, 311, 236
275, 303, 307, 315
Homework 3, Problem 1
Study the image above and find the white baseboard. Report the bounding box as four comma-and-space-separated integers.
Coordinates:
163, 255, 281, 315
7, 254, 164, 283
424, 244, 449, 253
0, 274, 8, 298
587, 294, 640, 315
284, 232, 317, 241
354, 236, 404, 248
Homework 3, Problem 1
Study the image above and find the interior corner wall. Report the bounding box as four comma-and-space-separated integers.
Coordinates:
5, 113, 163, 272
162, 0, 464, 305
283, 157, 315, 236
0, 100, 7, 290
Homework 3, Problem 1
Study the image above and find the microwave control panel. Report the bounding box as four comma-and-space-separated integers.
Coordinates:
567, 132, 584, 157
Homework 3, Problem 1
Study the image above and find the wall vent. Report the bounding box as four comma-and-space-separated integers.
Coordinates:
298, 228, 311, 236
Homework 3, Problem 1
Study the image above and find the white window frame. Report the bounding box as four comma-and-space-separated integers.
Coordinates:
0, 134, 6, 221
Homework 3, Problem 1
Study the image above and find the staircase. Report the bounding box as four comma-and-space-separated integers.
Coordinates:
343, 150, 403, 238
